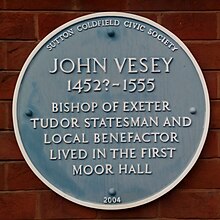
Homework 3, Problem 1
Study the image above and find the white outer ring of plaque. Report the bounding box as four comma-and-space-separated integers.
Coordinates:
13, 12, 210, 210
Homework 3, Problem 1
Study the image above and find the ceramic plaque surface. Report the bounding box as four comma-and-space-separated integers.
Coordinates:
13, 12, 210, 209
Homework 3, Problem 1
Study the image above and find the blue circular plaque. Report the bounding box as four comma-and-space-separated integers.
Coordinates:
13, 12, 210, 209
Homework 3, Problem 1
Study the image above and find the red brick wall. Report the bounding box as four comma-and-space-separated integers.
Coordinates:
0, 0, 220, 219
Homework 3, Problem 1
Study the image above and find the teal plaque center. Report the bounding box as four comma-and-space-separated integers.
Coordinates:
13, 12, 210, 209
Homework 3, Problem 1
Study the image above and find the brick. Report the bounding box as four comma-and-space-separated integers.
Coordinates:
77, 0, 128, 11
218, 13, 220, 39
128, 0, 220, 11
38, 13, 86, 39
0, 0, 4, 9
0, 102, 12, 130
0, 13, 36, 40
201, 130, 220, 158
179, 159, 220, 189
0, 43, 6, 70
40, 191, 97, 219
7, 42, 36, 70
0, 72, 18, 100
204, 71, 220, 99
134, 12, 159, 23
7, 0, 128, 11
6, 0, 78, 10
210, 101, 220, 129
0, 132, 23, 160
97, 201, 158, 218
6, 162, 47, 190
186, 41, 220, 70
161, 13, 217, 40
0, 192, 38, 219
0, 164, 5, 190
160, 190, 220, 218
